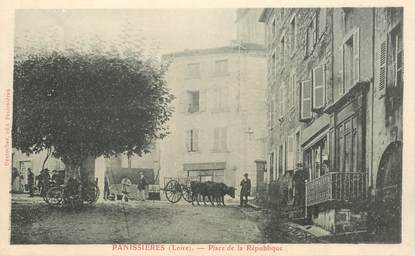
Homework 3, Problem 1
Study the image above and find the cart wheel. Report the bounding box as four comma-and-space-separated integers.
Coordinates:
45, 186, 64, 208
164, 180, 182, 203
181, 185, 193, 203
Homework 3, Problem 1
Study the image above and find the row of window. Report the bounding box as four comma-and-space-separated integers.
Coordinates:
270, 115, 361, 182
181, 88, 229, 114
185, 127, 228, 153
268, 9, 327, 79
268, 63, 325, 128
186, 59, 229, 79
268, 130, 301, 181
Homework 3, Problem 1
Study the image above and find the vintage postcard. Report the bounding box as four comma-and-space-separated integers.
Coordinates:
0, 0, 414, 255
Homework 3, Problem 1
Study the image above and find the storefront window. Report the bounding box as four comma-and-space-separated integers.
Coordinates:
336, 116, 359, 173
187, 169, 224, 182
304, 137, 328, 180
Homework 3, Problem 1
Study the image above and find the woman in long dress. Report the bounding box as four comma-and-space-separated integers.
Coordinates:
12, 168, 21, 192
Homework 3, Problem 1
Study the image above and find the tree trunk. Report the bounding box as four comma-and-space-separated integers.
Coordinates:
80, 155, 96, 183
63, 155, 96, 184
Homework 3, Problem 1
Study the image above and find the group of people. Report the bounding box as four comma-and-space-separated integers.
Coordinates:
11, 167, 64, 197
103, 170, 149, 202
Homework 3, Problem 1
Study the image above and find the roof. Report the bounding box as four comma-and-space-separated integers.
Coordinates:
164, 42, 265, 58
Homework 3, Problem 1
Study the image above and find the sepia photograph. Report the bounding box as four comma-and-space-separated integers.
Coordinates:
4, 4, 410, 252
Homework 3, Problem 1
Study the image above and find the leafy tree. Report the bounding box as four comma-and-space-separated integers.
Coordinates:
13, 50, 173, 180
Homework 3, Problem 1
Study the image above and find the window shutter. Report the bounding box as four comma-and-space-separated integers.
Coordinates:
313, 65, 326, 110
287, 135, 294, 170
329, 129, 335, 170
185, 130, 191, 151
269, 100, 274, 129
280, 84, 285, 117
353, 28, 360, 84
290, 73, 295, 108
193, 129, 199, 151
199, 89, 207, 111
339, 45, 344, 95
379, 38, 388, 92
300, 80, 312, 121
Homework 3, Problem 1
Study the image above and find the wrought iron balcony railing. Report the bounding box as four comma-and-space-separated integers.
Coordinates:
306, 172, 367, 206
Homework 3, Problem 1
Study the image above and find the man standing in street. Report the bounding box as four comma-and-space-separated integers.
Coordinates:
103, 171, 110, 200
27, 168, 34, 197
240, 173, 251, 207
137, 171, 148, 201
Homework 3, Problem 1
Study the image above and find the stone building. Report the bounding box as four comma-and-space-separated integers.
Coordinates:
260, 8, 403, 236
159, 9, 267, 195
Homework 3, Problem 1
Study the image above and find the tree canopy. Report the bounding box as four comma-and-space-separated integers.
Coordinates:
13, 50, 173, 167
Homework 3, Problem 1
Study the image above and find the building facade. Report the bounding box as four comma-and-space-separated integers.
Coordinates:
160, 10, 267, 194
260, 8, 403, 236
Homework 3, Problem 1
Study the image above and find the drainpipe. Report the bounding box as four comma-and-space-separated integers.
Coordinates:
304, 179, 308, 221
370, 8, 375, 193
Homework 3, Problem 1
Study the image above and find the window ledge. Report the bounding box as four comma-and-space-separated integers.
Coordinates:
187, 150, 201, 154
324, 80, 370, 114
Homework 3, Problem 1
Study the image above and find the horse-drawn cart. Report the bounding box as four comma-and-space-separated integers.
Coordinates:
161, 177, 198, 203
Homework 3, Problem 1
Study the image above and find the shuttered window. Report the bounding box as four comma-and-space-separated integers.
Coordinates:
289, 72, 295, 108
353, 29, 360, 85
379, 39, 387, 92
272, 52, 276, 80
287, 134, 295, 171
340, 28, 360, 96
269, 152, 274, 182
279, 85, 285, 117
186, 129, 199, 152
213, 127, 227, 152
313, 65, 326, 110
339, 45, 344, 95
300, 80, 312, 121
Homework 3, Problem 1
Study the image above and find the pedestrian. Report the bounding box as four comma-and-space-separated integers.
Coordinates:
121, 176, 132, 202
240, 173, 251, 207
137, 172, 148, 201
27, 168, 34, 197
11, 167, 20, 192
103, 171, 110, 200
40, 169, 51, 197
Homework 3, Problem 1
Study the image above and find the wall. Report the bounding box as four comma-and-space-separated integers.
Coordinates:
312, 208, 336, 233
263, 8, 333, 190
370, 8, 403, 192
160, 47, 267, 193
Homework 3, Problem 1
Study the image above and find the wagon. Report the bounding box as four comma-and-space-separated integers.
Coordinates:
162, 177, 198, 203
44, 180, 100, 208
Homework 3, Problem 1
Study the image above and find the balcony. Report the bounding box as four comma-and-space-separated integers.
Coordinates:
306, 172, 367, 206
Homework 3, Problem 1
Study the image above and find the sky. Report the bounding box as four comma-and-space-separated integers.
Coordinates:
15, 9, 237, 57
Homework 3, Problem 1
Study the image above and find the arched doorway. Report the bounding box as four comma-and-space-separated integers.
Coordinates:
373, 141, 402, 242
